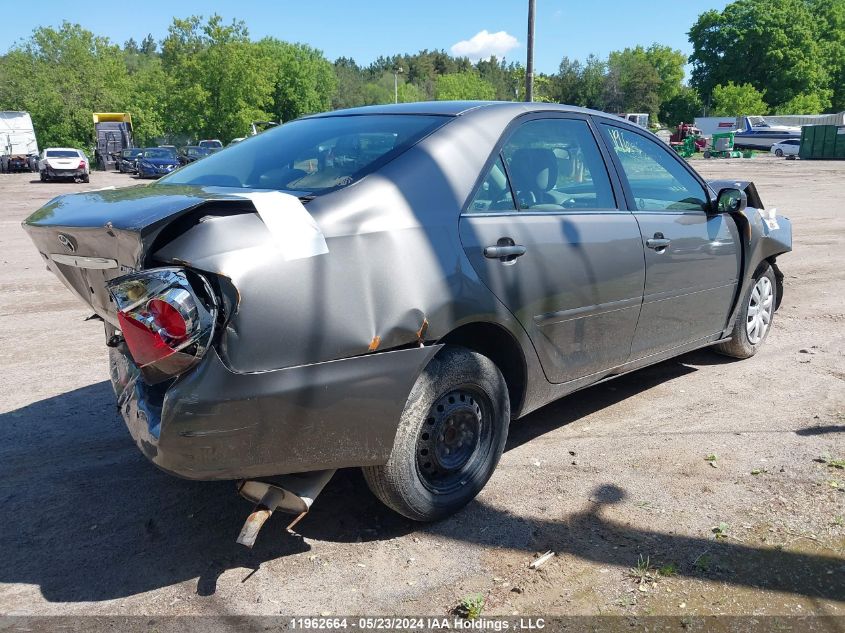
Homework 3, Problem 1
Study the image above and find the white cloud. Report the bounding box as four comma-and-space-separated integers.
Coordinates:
451, 30, 520, 62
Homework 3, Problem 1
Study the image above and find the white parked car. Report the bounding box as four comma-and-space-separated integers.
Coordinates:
38, 148, 89, 182
770, 139, 800, 157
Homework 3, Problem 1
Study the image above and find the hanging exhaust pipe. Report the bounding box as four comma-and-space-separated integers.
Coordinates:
235, 470, 336, 547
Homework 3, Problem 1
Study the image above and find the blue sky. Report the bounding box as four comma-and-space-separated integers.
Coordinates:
0, 0, 730, 77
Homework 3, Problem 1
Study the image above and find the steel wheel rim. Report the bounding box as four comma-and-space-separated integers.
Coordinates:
746, 276, 773, 345
416, 387, 492, 495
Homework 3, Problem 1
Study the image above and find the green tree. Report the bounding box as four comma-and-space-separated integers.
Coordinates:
259, 39, 335, 122
579, 55, 607, 109
435, 71, 495, 100
774, 91, 830, 114
332, 57, 365, 109
689, 0, 828, 111
659, 86, 703, 125
605, 49, 661, 117
553, 56, 583, 105
808, 0, 845, 110
161, 15, 275, 141
0, 22, 131, 149
710, 81, 768, 116
641, 44, 686, 104
477, 56, 521, 101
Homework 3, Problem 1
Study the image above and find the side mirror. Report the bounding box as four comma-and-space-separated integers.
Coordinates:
715, 187, 747, 214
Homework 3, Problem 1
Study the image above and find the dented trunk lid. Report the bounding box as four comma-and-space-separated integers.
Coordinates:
21, 184, 297, 324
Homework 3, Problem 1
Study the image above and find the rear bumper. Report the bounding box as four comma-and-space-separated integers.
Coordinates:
43, 167, 87, 178
110, 343, 440, 480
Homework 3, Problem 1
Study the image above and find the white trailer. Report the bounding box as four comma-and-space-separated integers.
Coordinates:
0, 111, 39, 173
694, 116, 739, 139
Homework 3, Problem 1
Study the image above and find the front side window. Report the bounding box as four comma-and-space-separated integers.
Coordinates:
501, 118, 616, 210
600, 124, 707, 212
161, 115, 448, 194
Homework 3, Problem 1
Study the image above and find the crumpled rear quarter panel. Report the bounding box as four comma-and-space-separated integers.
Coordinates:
152, 107, 532, 375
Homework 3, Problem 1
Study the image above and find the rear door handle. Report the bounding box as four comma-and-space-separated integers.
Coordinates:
484, 243, 527, 262
646, 232, 671, 251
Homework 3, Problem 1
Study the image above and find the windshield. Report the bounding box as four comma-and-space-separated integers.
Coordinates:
46, 150, 79, 158
160, 114, 448, 193
185, 147, 208, 156
123, 149, 143, 158
199, 140, 223, 149
143, 148, 177, 159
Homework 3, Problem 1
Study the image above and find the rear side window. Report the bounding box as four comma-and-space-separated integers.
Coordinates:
502, 118, 616, 210
600, 124, 707, 212
467, 157, 516, 212
161, 114, 449, 194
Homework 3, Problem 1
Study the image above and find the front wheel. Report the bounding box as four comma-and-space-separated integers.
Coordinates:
715, 263, 777, 359
775, 148, 784, 157
363, 346, 510, 521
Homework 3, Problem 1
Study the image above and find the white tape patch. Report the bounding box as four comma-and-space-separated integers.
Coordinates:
759, 206, 780, 231
239, 191, 329, 261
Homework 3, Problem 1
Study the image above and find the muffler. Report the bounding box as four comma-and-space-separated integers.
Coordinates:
235, 470, 336, 547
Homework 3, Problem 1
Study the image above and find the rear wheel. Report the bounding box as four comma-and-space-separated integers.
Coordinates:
715, 263, 777, 359
363, 346, 509, 521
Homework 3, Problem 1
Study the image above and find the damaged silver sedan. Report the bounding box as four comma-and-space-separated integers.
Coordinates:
23, 102, 791, 542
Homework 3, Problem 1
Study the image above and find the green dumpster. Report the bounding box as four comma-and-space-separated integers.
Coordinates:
800, 125, 845, 159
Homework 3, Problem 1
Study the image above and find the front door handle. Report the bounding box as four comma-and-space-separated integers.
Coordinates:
484, 239, 527, 263
646, 232, 671, 251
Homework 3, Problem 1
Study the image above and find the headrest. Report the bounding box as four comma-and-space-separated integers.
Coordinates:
509, 148, 558, 192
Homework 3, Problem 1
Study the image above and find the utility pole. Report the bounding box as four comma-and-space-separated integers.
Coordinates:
394, 67, 404, 104
526, 0, 535, 102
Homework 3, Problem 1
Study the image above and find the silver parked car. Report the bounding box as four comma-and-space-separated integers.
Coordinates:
22, 102, 791, 537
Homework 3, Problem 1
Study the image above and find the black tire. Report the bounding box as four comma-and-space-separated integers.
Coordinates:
82, 174, 90, 183
39, 171, 46, 182
715, 263, 777, 359
362, 346, 510, 521
703, 150, 711, 159
775, 148, 784, 157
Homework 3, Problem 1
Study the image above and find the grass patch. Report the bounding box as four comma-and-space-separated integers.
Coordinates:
455, 594, 485, 620
819, 454, 845, 469
712, 522, 730, 539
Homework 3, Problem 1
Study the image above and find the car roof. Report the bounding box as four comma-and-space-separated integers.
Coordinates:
307, 100, 611, 121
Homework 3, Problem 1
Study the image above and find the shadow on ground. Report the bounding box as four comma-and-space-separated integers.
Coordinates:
1, 350, 840, 604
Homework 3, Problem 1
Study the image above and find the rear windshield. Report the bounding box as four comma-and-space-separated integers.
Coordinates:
159, 114, 449, 193
46, 150, 79, 158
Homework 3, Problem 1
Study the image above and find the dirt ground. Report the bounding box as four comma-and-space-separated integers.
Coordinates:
0, 157, 842, 619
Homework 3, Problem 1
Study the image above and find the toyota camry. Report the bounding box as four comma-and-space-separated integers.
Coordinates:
23, 102, 791, 539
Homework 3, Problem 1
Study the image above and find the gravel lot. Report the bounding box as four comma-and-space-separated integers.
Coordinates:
0, 157, 842, 618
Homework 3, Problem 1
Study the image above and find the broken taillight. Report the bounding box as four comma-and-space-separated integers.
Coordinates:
107, 267, 217, 384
